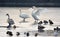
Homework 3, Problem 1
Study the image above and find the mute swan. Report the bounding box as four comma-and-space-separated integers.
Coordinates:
28, 6, 48, 25
19, 9, 29, 22
31, 6, 48, 24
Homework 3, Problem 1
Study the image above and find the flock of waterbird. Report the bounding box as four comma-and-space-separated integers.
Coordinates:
19, 6, 48, 23
0, 6, 59, 37
5, 6, 49, 28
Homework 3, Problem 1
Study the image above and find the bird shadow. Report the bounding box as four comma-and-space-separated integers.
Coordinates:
19, 21, 29, 23
31, 21, 38, 26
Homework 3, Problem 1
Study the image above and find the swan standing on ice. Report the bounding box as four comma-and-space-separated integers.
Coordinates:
19, 9, 29, 22
6, 14, 14, 28
32, 6, 39, 23
31, 6, 48, 24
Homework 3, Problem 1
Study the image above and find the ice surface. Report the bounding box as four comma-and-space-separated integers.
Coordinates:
0, 7, 60, 37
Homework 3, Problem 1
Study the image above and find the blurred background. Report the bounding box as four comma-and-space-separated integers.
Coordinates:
0, 0, 60, 7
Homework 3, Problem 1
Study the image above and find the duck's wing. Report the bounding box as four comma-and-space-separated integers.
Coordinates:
34, 8, 48, 16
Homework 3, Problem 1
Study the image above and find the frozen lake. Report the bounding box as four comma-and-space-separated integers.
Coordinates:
0, 7, 60, 37
0, 27, 60, 37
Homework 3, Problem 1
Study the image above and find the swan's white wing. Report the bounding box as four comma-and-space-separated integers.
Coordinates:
28, 8, 34, 12
34, 8, 48, 16
34, 9, 42, 15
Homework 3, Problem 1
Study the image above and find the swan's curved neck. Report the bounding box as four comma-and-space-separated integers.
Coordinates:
32, 7, 37, 14
7, 15, 10, 19
20, 9, 22, 15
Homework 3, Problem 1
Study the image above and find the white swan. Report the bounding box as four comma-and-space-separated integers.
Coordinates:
19, 9, 29, 22
31, 6, 48, 24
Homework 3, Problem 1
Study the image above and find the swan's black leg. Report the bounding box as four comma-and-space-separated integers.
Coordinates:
23, 18, 25, 22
